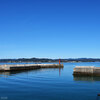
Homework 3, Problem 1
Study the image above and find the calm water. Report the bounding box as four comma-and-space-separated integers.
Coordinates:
0, 62, 100, 100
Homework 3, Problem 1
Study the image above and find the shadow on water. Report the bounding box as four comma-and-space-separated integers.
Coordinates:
73, 75, 100, 82
0, 67, 63, 77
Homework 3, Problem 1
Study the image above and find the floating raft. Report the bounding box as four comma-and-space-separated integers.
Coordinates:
73, 66, 100, 76
0, 64, 63, 71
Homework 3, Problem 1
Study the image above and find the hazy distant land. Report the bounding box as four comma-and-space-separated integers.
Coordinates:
0, 58, 100, 63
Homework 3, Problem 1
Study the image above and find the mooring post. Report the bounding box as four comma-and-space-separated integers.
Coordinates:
59, 58, 61, 64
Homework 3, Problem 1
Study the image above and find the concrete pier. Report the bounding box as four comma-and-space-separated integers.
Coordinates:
73, 66, 100, 76
0, 64, 63, 71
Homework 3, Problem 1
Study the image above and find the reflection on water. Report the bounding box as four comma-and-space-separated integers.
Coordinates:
0, 72, 11, 77
73, 75, 100, 81
0, 62, 100, 100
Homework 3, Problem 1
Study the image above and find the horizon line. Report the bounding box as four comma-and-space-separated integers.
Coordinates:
0, 57, 100, 59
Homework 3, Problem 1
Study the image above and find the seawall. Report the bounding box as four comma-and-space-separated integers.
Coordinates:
73, 66, 100, 76
0, 64, 63, 71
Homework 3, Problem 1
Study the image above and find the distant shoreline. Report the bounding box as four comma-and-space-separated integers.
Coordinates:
0, 58, 100, 63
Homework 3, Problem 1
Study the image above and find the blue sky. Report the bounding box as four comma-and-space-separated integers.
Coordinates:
0, 0, 100, 59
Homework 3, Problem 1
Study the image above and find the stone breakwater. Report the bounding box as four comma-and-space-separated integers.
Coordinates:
73, 66, 100, 76
0, 64, 64, 71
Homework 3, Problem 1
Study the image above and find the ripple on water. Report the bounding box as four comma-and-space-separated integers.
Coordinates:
0, 63, 100, 100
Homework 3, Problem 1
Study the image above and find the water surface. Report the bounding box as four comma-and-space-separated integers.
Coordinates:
0, 62, 100, 100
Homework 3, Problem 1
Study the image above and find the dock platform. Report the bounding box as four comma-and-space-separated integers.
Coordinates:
0, 64, 64, 71
73, 66, 100, 76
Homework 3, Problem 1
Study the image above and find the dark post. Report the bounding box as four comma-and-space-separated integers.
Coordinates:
59, 58, 61, 64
